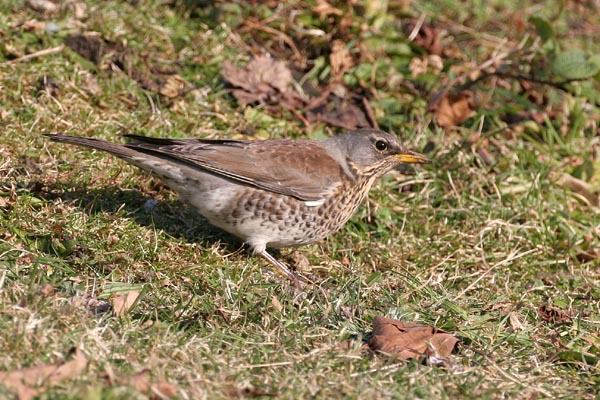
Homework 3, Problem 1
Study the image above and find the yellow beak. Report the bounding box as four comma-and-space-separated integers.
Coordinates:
395, 151, 431, 164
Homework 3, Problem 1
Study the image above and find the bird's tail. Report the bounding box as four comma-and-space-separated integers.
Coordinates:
44, 134, 192, 189
44, 134, 141, 160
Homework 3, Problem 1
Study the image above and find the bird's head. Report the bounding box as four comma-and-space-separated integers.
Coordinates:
326, 129, 431, 178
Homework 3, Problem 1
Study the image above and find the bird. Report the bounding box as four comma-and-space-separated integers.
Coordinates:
44, 129, 430, 286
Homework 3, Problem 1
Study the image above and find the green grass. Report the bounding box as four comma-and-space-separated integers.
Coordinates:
1, 0, 599, 398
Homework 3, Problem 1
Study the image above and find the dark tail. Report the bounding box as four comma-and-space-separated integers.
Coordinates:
44, 134, 140, 159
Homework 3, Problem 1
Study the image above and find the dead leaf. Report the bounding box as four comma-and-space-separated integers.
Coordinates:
330, 40, 353, 80
64, 34, 129, 69
576, 248, 600, 262
27, 0, 59, 14
111, 290, 140, 317
432, 90, 476, 129
0, 348, 87, 400
222, 55, 293, 103
271, 296, 283, 313
305, 85, 371, 130
313, 0, 343, 20
224, 385, 276, 398
538, 305, 574, 324
124, 370, 151, 392
408, 57, 428, 78
509, 311, 525, 331
21, 19, 47, 32
39, 283, 55, 297
117, 369, 177, 399
557, 173, 599, 207
409, 55, 444, 78
405, 19, 442, 55
367, 316, 458, 360
222, 55, 372, 130
66, 1, 87, 19
69, 295, 112, 315
158, 74, 189, 98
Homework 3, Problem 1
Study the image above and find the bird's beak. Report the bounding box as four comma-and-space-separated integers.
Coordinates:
395, 151, 431, 164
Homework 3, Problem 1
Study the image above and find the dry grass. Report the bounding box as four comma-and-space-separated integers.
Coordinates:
1, 0, 599, 398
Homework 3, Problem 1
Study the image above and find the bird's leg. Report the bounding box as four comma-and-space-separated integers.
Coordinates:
259, 249, 305, 289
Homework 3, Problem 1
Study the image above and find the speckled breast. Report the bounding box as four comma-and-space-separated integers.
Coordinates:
222, 176, 376, 248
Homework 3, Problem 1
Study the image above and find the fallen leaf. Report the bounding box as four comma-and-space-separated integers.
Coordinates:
223, 385, 276, 398
271, 296, 283, 313
538, 305, 574, 324
67, 1, 87, 19
158, 74, 190, 98
117, 369, 178, 399
222, 55, 371, 130
124, 370, 151, 392
21, 19, 47, 32
330, 40, 353, 80
313, 0, 343, 20
305, 85, 371, 130
39, 283, 55, 297
222, 55, 293, 102
576, 248, 600, 262
0, 348, 87, 400
509, 311, 525, 331
64, 34, 129, 69
69, 295, 112, 315
27, 0, 58, 14
557, 173, 599, 207
112, 290, 140, 317
405, 19, 442, 55
433, 90, 476, 129
367, 316, 458, 360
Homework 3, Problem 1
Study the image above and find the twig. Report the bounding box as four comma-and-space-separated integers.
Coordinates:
240, 18, 304, 65
2, 45, 65, 65
472, 71, 588, 93
362, 96, 379, 129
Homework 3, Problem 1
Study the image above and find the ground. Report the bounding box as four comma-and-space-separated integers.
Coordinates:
0, 0, 599, 399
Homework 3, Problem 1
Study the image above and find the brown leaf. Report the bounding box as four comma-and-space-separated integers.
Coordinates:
39, 283, 55, 297
509, 311, 525, 331
313, 0, 343, 20
538, 305, 574, 324
557, 173, 599, 207
330, 40, 353, 80
21, 19, 47, 32
0, 348, 87, 400
305, 86, 371, 130
222, 55, 372, 130
433, 91, 476, 129
112, 290, 140, 317
405, 20, 442, 55
224, 385, 276, 398
158, 74, 190, 98
124, 370, 151, 392
117, 369, 178, 399
69, 295, 112, 315
367, 316, 458, 360
27, 0, 59, 14
576, 248, 600, 262
222, 55, 294, 106
64, 34, 129, 69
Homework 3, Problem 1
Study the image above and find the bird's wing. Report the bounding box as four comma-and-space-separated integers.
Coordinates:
124, 135, 345, 202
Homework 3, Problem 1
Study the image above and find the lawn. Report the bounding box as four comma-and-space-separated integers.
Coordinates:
1, 0, 599, 398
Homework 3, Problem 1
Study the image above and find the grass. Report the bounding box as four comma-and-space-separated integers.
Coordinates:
1, 0, 599, 398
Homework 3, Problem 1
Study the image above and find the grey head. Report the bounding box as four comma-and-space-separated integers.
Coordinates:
322, 129, 431, 179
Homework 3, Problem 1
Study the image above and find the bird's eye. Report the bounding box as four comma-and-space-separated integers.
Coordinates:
375, 140, 388, 151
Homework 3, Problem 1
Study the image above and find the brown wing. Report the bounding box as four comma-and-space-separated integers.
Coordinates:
125, 136, 344, 202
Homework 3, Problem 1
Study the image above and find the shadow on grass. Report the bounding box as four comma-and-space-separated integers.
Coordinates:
28, 179, 245, 254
